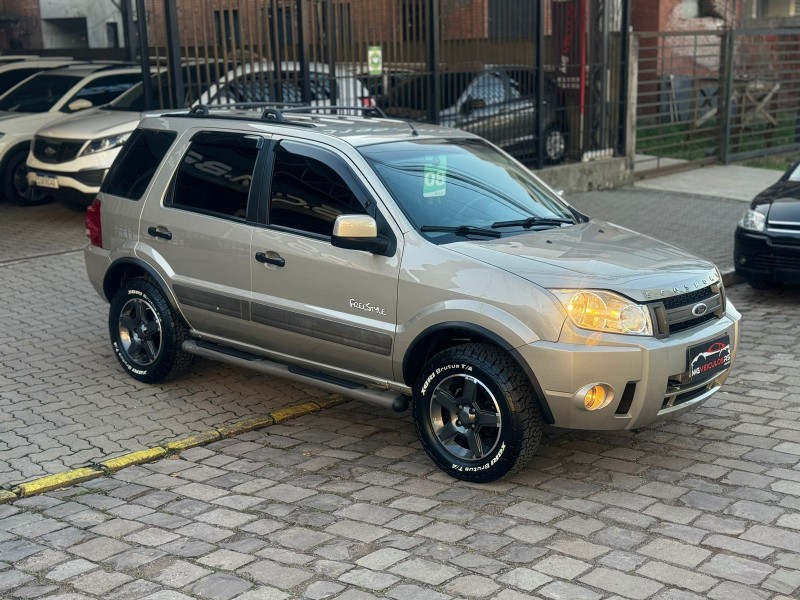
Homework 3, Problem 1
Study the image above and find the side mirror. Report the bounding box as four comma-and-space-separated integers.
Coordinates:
331, 214, 390, 254
67, 98, 93, 112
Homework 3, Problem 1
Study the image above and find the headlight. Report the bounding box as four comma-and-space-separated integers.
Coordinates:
550, 289, 653, 336
81, 133, 130, 156
739, 206, 767, 232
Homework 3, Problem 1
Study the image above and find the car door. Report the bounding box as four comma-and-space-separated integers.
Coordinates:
138, 129, 267, 342
249, 138, 401, 381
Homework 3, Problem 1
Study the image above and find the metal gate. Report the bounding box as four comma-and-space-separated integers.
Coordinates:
634, 29, 800, 176
128, 0, 630, 169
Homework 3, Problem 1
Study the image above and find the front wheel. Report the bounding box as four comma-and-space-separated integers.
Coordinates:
109, 277, 193, 383
413, 344, 542, 482
4, 148, 50, 205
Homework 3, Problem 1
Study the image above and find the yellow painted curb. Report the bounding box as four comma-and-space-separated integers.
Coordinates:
0, 490, 18, 504
270, 401, 321, 423
100, 447, 168, 473
311, 394, 347, 410
3, 393, 344, 503
217, 415, 275, 438
165, 430, 221, 452
14, 467, 102, 498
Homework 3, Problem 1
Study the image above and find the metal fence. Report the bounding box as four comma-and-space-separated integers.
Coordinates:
635, 29, 800, 176
130, 0, 630, 169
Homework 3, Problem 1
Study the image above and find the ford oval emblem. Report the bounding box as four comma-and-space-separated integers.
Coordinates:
692, 303, 708, 317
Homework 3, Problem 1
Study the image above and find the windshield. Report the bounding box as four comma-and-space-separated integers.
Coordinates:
0, 73, 80, 112
360, 139, 575, 241
787, 161, 800, 182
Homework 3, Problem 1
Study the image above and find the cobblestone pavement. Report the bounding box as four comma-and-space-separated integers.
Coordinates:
1, 283, 800, 599
0, 205, 332, 485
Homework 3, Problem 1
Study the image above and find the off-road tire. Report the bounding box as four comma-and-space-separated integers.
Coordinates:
109, 277, 193, 383
413, 343, 543, 482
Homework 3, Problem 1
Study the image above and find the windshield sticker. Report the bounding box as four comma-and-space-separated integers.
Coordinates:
423, 155, 447, 198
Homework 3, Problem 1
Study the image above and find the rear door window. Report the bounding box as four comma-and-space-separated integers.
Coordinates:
169, 132, 261, 221
102, 128, 177, 200
64, 73, 141, 110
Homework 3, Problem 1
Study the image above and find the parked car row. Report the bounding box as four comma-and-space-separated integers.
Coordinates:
0, 57, 572, 210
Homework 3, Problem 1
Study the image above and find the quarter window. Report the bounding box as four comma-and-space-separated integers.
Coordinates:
171, 133, 260, 220
269, 142, 367, 236
103, 128, 177, 200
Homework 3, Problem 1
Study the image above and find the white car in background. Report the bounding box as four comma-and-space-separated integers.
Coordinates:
0, 57, 78, 96
26, 61, 373, 209
0, 63, 143, 205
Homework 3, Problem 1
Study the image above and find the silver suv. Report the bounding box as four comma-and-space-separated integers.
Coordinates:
85, 105, 741, 482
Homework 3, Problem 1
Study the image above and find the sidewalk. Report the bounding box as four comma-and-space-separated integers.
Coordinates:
565, 163, 783, 283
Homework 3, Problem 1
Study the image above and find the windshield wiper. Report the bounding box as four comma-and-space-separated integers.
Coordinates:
491, 216, 574, 229
420, 225, 502, 238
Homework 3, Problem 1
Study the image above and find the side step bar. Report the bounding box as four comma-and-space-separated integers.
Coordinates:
182, 340, 410, 412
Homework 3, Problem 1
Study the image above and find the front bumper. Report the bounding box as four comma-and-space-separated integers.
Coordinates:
519, 302, 741, 430
734, 227, 800, 284
27, 167, 105, 201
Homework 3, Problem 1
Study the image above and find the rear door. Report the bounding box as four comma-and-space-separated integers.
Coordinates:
248, 138, 401, 381
138, 129, 266, 341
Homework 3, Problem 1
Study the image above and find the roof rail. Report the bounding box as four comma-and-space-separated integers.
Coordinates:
281, 105, 388, 119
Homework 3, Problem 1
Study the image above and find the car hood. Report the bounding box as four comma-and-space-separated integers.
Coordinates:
447, 220, 720, 301
34, 107, 140, 140
768, 196, 800, 223
0, 111, 67, 139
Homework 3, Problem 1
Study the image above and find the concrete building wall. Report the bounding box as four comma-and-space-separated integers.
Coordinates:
39, 0, 124, 49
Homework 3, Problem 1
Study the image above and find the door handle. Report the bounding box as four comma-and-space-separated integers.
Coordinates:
147, 226, 172, 241
255, 251, 285, 267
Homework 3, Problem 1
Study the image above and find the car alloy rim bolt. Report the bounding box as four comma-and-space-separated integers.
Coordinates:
456, 420, 462, 427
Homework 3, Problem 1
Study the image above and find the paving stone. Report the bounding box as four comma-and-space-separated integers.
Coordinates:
387, 584, 451, 600
637, 538, 711, 568
325, 520, 389, 543
636, 561, 718, 593
579, 567, 664, 600
502, 501, 565, 523
533, 554, 591, 578
189, 573, 253, 600
725, 500, 784, 523
238, 559, 314, 589
198, 549, 257, 570
45, 558, 97, 582
355, 548, 409, 570
389, 558, 460, 585
497, 566, 552, 591
538, 580, 602, 600
149, 559, 212, 587
741, 525, 800, 552
0, 569, 35, 593
701, 534, 773, 558
339, 568, 400, 590
706, 581, 771, 600
71, 570, 135, 595
699, 554, 774, 585
443, 573, 500, 597
68, 537, 131, 561
304, 580, 346, 599
268, 527, 334, 550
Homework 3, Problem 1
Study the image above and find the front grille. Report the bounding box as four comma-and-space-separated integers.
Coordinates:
748, 254, 800, 270
662, 370, 720, 410
648, 284, 724, 338
33, 136, 85, 164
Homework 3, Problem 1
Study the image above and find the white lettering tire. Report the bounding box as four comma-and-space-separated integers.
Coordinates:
413, 343, 543, 482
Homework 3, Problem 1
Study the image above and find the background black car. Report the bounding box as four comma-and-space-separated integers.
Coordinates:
734, 159, 800, 288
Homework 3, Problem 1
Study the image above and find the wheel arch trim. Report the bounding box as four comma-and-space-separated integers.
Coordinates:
103, 257, 187, 325
402, 321, 555, 424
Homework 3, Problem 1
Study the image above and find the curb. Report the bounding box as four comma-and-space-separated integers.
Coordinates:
0, 395, 344, 505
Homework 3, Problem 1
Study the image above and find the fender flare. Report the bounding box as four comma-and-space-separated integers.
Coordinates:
403, 321, 555, 424
103, 257, 185, 321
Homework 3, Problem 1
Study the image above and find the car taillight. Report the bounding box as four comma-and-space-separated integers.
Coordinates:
362, 96, 376, 107
86, 198, 103, 248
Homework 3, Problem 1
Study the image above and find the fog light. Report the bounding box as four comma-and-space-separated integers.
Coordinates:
573, 383, 614, 411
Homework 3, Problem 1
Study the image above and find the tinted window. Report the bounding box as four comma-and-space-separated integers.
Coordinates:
171, 133, 259, 219
103, 128, 177, 200
0, 74, 80, 112
269, 142, 367, 236
64, 74, 140, 110
0, 68, 38, 95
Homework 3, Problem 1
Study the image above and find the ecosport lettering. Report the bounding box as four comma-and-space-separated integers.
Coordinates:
349, 298, 387, 315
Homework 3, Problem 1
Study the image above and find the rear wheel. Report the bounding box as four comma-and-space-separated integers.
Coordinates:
109, 277, 193, 383
413, 343, 542, 482
543, 122, 568, 164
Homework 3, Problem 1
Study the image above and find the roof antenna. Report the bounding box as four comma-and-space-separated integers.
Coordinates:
406, 120, 419, 137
